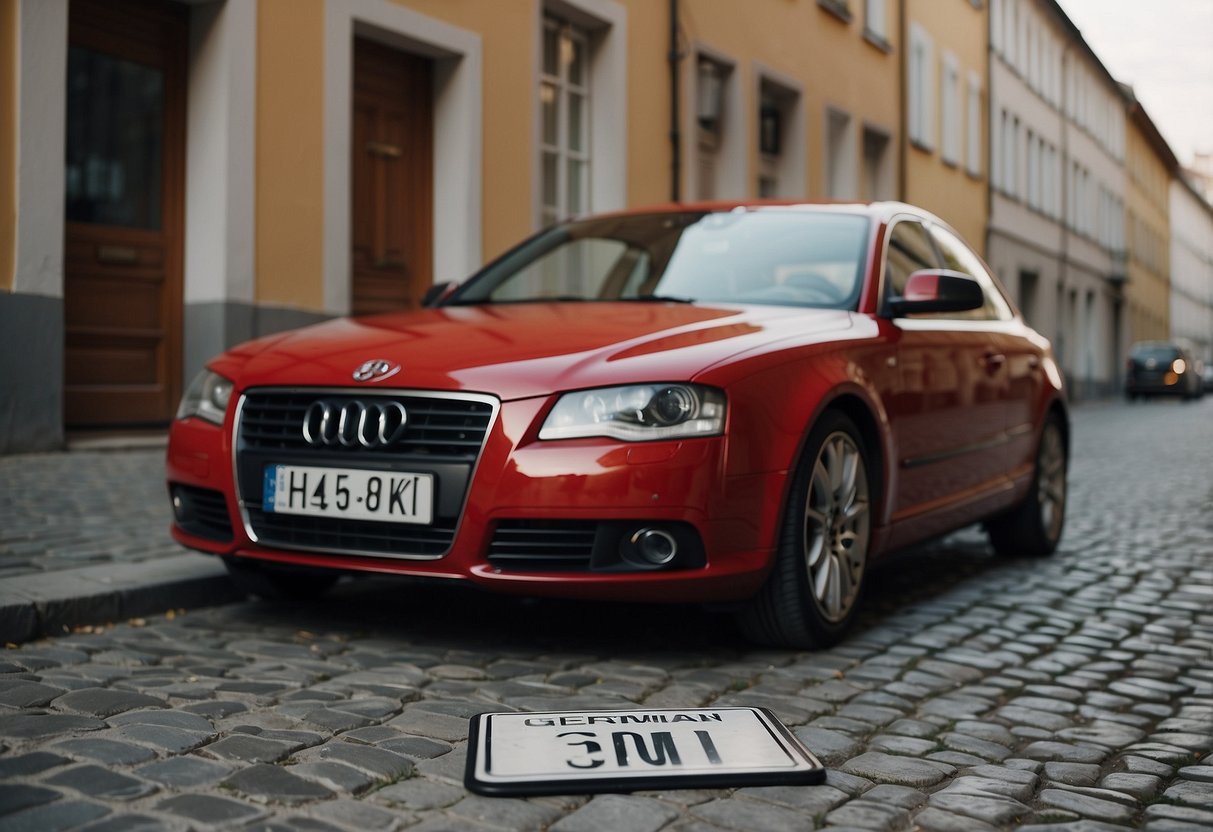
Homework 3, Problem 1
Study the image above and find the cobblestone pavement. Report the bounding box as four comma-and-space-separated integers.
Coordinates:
0, 447, 178, 579
2, 399, 1212, 831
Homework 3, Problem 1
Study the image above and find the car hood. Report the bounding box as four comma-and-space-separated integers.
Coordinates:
217, 302, 854, 400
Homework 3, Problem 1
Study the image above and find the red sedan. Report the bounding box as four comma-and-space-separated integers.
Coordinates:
168, 202, 1068, 648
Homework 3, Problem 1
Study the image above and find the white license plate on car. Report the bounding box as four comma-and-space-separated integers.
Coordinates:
262, 464, 434, 524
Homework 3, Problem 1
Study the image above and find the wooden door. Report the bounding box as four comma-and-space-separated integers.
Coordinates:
64, 0, 186, 427
351, 37, 434, 316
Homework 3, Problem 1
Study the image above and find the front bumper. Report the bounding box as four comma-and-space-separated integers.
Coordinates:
166, 390, 781, 604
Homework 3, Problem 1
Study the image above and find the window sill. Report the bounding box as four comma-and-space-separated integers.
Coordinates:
817, 0, 853, 25
863, 29, 893, 54
910, 137, 935, 155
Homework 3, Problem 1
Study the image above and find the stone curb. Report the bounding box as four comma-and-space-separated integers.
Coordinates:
0, 554, 242, 644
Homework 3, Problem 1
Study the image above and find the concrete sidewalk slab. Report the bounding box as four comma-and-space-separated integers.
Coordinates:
0, 554, 242, 643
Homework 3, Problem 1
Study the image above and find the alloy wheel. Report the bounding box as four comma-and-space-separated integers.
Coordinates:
1037, 420, 1067, 542
804, 431, 871, 623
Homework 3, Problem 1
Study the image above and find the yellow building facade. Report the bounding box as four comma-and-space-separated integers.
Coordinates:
1, 0, 909, 451
902, 0, 988, 252
1124, 96, 1175, 345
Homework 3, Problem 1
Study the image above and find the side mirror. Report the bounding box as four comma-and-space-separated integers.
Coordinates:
421, 281, 459, 308
888, 270, 984, 317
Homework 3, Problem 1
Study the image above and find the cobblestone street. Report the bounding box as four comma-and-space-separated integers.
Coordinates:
2, 398, 1212, 831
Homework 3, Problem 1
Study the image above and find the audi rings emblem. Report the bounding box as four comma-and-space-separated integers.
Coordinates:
303, 400, 408, 448
352, 359, 400, 382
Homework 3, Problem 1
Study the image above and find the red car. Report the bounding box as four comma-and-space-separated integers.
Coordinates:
169, 202, 1068, 648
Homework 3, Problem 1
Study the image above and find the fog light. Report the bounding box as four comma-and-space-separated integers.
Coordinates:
631, 528, 678, 566
170, 488, 191, 523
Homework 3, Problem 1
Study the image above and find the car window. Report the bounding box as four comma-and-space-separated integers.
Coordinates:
487, 237, 643, 301
883, 219, 937, 303
1130, 344, 1179, 363
454, 211, 871, 310
656, 213, 869, 308
928, 224, 1014, 321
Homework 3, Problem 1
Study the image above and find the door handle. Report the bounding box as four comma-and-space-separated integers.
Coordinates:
97, 245, 139, 265
366, 141, 402, 159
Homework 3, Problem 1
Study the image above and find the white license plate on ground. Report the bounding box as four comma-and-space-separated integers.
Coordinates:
465, 707, 824, 796
262, 464, 433, 524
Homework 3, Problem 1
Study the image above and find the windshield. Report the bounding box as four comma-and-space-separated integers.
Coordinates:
449, 211, 871, 310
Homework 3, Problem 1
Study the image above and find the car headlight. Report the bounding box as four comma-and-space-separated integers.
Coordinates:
176, 370, 234, 425
539, 384, 725, 441
1172, 358, 1187, 375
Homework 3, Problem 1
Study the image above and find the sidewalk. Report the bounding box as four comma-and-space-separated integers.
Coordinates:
0, 443, 242, 643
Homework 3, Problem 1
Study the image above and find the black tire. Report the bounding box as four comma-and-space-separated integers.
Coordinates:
223, 557, 339, 601
737, 411, 873, 649
985, 412, 1067, 558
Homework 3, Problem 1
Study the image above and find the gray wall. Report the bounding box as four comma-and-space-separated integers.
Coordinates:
0, 293, 64, 453
184, 301, 331, 384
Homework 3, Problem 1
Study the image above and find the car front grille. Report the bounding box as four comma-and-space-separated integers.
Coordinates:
245, 509, 457, 557
235, 388, 497, 559
239, 391, 493, 461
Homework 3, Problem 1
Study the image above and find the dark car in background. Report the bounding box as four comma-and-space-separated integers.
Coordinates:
1125, 341, 1203, 401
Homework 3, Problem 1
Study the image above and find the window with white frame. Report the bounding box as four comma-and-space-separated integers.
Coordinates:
862, 125, 893, 200
695, 54, 733, 200
540, 16, 591, 227
908, 24, 935, 149
1003, 0, 1016, 63
864, 0, 887, 42
826, 107, 856, 199
999, 107, 1009, 190
966, 72, 981, 175
756, 75, 804, 199
940, 51, 960, 165
1009, 115, 1020, 198
991, 0, 1002, 52
1026, 130, 1038, 209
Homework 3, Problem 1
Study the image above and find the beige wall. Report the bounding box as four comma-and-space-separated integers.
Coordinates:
1125, 118, 1170, 343
905, 0, 987, 252
0, 0, 15, 291
388, 0, 535, 262
668, 0, 900, 200
621, 0, 668, 207
245, 0, 908, 310
256, 0, 326, 311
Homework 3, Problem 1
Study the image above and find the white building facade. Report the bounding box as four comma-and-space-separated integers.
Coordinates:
987, 0, 1126, 399
1170, 179, 1213, 367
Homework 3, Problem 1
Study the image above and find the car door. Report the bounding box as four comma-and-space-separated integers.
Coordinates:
926, 223, 1029, 482
881, 218, 1006, 530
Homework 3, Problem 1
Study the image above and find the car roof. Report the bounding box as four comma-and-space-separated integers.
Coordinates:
590, 200, 933, 227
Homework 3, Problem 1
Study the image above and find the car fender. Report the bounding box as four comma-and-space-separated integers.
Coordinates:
697, 344, 895, 534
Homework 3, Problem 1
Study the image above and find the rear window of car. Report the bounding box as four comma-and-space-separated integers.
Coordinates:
1131, 344, 1180, 362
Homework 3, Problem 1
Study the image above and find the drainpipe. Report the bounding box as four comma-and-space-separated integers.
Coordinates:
1059, 42, 1070, 348
669, 0, 681, 203
898, 0, 907, 200
984, 0, 993, 256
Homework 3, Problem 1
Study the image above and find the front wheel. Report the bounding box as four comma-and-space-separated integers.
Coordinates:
985, 412, 1067, 557
737, 411, 873, 649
